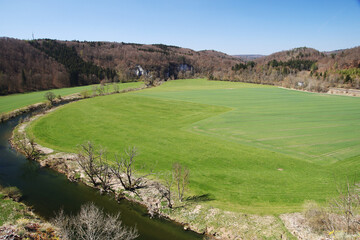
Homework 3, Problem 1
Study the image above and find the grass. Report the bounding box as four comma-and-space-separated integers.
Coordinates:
27, 79, 360, 214
0, 81, 143, 114
0, 192, 28, 226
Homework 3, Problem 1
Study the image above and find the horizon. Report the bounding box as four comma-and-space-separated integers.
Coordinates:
1, 0, 360, 55
2, 36, 360, 57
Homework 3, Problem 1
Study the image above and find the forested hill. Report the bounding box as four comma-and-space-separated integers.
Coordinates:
0, 37, 240, 95
1, 37, 359, 95
254, 47, 360, 71
225, 46, 360, 92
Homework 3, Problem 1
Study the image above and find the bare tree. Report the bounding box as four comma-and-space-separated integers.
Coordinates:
93, 148, 111, 191
330, 180, 360, 234
110, 147, 153, 191
52, 209, 73, 240
12, 132, 39, 160
158, 171, 174, 208
53, 203, 138, 240
76, 141, 111, 189
173, 163, 189, 202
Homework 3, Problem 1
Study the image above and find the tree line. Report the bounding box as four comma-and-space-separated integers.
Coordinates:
76, 141, 190, 209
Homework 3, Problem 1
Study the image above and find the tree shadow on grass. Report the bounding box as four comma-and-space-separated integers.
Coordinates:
171, 194, 215, 210
185, 194, 214, 203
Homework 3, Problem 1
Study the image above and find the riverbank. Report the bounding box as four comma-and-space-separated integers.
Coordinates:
0, 187, 60, 239
10, 103, 300, 240
0, 83, 147, 123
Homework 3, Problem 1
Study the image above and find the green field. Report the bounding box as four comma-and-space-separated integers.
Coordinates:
27, 79, 360, 214
0, 82, 142, 114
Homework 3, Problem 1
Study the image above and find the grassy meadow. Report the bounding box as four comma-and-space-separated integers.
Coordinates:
27, 79, 360, 214
0, 81, 143, 114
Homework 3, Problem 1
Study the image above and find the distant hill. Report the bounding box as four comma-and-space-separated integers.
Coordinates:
0, 37, 359, 95
232, 54, 265, 61
254, 46, 360, 71
323, 49, 346, 55
225, 46, 360, 92
0, 37, 240, 94
0, 38, 68, 94
255, 47, 324, 64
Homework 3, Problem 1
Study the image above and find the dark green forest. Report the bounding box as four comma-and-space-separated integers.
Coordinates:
29, 39, 116, 85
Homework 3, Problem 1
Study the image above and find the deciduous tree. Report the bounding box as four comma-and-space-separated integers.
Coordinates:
53, 203, 138, 240
173, 163, 189, 202
12, 132, 39, 160
110, 147, 153, 191
44, 91, 56, 104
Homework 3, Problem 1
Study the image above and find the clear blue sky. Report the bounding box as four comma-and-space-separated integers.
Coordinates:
0, 0, 359, 55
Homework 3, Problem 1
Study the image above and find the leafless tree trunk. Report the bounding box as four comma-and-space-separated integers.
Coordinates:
93, 148, 111, 191
12, 132, 39, 160
110, 147, 153, 191
173, 163, 189, 202
77, 141, 112, 191
158, 171, 173, 208
53, 203, 138, 240
76, 141, 99, 187
330, 179, 360, 234
52, 209, 74, 240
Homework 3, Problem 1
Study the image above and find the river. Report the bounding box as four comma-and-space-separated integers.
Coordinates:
0, 113, 201, 239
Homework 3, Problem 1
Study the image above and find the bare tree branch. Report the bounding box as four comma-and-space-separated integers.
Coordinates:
111, 146, 153, 191
173, 163, 189, 202
76, 141, 99, 187
76, 141, 112, 191
53, 203, 138, 240
12, 132, 39, 160
158, 171, 174, 208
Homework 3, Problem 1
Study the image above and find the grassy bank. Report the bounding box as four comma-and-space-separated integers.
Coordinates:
0, 190, 29, 226
0, 81, 143, 114
0, 187, 59, 239
27, 79, 360, 214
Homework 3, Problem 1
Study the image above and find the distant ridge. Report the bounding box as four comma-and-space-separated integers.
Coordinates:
232, 54, 265, 61
0, 37, 241, 94
0, 36, 359, 95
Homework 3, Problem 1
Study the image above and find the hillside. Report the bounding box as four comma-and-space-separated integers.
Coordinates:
255, 47, 323, 65
233, 54, 265, 61
0, 37, 240, 94
1, 37, 359, 95
224, 46, 360, 91
0, 38, 68, 95
254, 46, 360, 71
63, 41, 239, 80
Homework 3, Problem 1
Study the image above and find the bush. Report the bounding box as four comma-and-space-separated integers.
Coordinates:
303, 201, 333, 233
1, 186, 22, 201
53, 202, 138, 240
44, 92, 56, 103
80, 90, 90, 98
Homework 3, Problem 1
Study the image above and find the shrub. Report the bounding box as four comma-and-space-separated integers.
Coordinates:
52, 203, 138, 240
44, 92, 56, 103
1, 186, 22, 201
80, 90, 90, 98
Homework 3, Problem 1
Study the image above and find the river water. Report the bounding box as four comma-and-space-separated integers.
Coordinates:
0, 114, 201, 239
